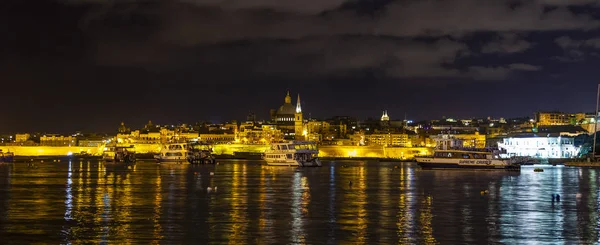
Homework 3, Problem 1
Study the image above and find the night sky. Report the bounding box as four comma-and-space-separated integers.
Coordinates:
3, 0, 600, 133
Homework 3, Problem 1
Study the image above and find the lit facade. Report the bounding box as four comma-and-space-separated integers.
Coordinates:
269, 91, 305, 139
430, 133, 486, 148
498, 135, 580, 158
40, 135, 76, 146
270, 91, 296, 126
198, 134, 235, 143
365, 133, 411, 147
235, 125, 283, 144
535, 112, 585, 126
15, 133, 30, 143
117, 127, 200, 144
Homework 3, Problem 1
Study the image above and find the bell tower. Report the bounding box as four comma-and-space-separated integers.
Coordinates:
295, 94, 304, 140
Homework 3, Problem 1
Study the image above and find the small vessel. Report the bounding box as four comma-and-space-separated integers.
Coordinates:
416, 149, 520, 170
0, 149, 14, 163
509, 156, 541, 165
263, 141, 321, 167
154, 142, 216, 164
187, 142, 216, 164
102, 146, 136, 163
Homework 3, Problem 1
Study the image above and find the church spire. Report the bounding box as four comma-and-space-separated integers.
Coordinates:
381, 110, 390, 121
296, 94, 302, 113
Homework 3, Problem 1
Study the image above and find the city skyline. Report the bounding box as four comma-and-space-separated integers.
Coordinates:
4, 0, 600, 132
2, 86, 600, 134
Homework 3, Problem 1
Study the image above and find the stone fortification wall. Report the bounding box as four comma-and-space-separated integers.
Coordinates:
1, 143, 432, 159
0, 146, 102, 156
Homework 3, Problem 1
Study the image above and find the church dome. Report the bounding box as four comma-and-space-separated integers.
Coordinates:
276, 91, 296, 115
277, 103, 295, 115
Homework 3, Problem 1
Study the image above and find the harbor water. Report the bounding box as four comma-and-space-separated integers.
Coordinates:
0, 160, 598, 244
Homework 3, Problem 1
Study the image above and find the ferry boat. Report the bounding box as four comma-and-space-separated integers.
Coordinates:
0, 150, 14, 163
263, 141, 321, 167
102, 146, 136, 163
154, 142, 216, 164
416, 149, 520, 170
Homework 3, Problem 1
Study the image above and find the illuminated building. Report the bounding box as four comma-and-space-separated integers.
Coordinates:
236, 125, 283, 144
364, 133, 411, 147
198, 133, 235, 143
118, 122, 130, 134
430, 132, 486, 149
116, 122, 201, 144
269, 91, 306, 139
270, 91, 296, 126
578, 113, 600, 133
15, 133, 30, 143
498, 134, 581, 158
77, 134, 107, 147
380, 110, 390, 128
535, 111, 585, 126
380, 110, 390, 121
40, 134, 76, 146
306, 120, 347, 142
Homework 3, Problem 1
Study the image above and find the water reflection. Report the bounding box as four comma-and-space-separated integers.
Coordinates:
290, 171, 308, 243
0, 162, 600, 244
228, 163, 248, 244
397, 165, 416, 244
0, 164, 11, 235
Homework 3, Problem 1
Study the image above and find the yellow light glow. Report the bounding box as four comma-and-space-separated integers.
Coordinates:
348, 149, 357, 157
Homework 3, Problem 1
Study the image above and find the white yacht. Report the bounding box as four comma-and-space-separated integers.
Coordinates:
416, 149, 520, 170
263, 141, 321, 167
154, 142, 216, 164
154, 143, 189, 163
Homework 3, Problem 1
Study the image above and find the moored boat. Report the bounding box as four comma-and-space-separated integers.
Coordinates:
102, 146, 136, 163
154, 143, 188, 163
263, 141, 321, 167
0, 150, 14, 163
154, 142, 216, 164
187, 142, 216, 164
416, 149, 520, 171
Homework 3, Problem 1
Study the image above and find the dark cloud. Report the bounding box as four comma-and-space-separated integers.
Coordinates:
467, 63, 541, 80
554, 35, 600, 62
3, 0, 600, 132
555, 35, 600, 49
74, 0, 600, 44
536, 0, 599, 6
481, 33, 533, 54
64, 0, 600, 82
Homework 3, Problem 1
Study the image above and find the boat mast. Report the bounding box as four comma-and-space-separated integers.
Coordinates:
594, 84, 600, 158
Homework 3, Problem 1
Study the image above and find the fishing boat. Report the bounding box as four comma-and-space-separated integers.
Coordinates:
0, 150, 14, 163
416, 149, 520, 170
263, 141, 321, 167
102, 145, 136, 163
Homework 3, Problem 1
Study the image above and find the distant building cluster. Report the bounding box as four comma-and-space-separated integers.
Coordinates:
1, 91, 598, 159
